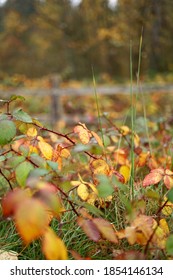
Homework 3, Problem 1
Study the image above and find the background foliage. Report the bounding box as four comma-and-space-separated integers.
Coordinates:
0, 0, 173, 80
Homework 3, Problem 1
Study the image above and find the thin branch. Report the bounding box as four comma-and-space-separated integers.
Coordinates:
0, 169, 13, 191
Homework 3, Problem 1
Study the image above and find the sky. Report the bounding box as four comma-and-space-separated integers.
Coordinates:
0, 0, 118, 8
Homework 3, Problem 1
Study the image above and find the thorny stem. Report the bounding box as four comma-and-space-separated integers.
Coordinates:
11, 147, 40, 168
34, 123, 99, 160
34, 123, 76, 145
55, 184, 79, 216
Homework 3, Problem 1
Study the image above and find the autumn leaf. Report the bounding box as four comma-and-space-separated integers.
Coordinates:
136, 152, 149, 167
164, 174, 173, 189
77, 183, 89, 201
120, 125, 130, 136
161, 196, 173, 216
2, 188, 30, 217
143, 169, 164, 187
91, 131, 104, 147
119, 165, 130, 183
38, 140, 53, 160
77, 216, 101, 242
152, 219, 170, 249
91, 159, 110, 176
15, 198, 49, 244
42, 227, 68, 260
26, 127, 37, 137
93, 218, 118, 244
74, 123, 91, 144
134, 133, 140, 148
114, 149, 129, 165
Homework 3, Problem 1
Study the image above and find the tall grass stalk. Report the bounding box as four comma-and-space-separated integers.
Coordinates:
91, 66, 105, 147
137, 31, 152, 154
129, 41, 135, 200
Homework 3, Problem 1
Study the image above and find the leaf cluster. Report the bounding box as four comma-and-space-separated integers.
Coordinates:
0, 95, 173, 260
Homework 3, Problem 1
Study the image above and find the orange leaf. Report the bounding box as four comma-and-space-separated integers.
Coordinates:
91, 131, 104, 147
164, 175, 173, 189
42, 228, 68, 260
73, 123, 91, 144
15, 198, 49, 244
143, 170, 163, 187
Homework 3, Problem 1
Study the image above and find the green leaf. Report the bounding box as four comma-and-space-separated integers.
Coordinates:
83, 202, 104, 217
97, 175, 114, 198
6, 156, 25, 168
28, 168, 49, 178
13, 108, 32, 123
10, 95, 25, 102
47, 160, 58, 171
0, 114, 9, 121
167, 188, 173, 203
0, 156, 5, 162
30, 154, 47, 168
166, 235, 173, 255
15, 161, 34, 187
0, 120, 16, 146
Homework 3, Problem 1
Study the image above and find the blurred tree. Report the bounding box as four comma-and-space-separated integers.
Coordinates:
0, 0, 173, 80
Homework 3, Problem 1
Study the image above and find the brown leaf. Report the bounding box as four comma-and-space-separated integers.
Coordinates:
93, 218, 118, 244
77, 217, 101, 242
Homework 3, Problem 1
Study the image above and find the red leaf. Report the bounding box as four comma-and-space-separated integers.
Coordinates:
143, 171, 163, 187
2, 188, 29, 217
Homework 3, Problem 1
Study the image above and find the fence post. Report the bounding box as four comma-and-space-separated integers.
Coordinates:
49, 75, 63, 126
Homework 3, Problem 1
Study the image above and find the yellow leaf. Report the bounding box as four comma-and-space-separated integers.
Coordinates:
162, 196, 173, 216
91, 131, 104, 147
38, 141, 53, 160
153, 219, 170, 249
70, 180, 81, 187
77, 184, 89, 201
61, 148, 70, 158
91, 159, 110, 175
74, 123, 91, 144
86, 192, 98, 205
134, 133, 140, 148
26, 127, 37, 137
120, 125, 131, 136
42, 227, 68, 260
119, 165, 130, 183
29, 145, 38, 155
15, 198, 49, 244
